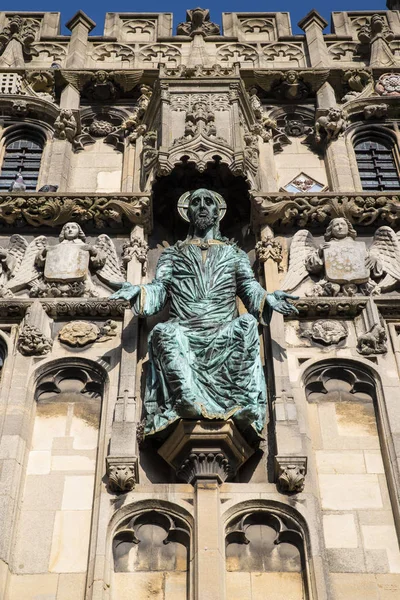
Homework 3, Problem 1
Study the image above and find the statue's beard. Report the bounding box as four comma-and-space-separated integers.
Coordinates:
194, 213, 217, 231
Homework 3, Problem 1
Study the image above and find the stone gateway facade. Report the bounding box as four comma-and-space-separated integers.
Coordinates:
1, 5, 400, 600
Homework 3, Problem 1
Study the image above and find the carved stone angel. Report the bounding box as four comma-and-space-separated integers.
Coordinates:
254, 69, 329, 101
6, 222, 125, 298
281, 217, 400, 297
0, 235, 29, 298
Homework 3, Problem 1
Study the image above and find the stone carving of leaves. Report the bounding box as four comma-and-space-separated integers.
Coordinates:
216, 43, 258, 64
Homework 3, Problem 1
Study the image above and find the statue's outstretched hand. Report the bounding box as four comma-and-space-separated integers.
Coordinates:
267, 290, 299, 316
109, 282, 141, 301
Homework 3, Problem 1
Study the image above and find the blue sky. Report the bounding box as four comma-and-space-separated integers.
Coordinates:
2, 1, 387, 35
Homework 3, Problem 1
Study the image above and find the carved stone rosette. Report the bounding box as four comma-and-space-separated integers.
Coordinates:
158, 420, 255, 485
275, 456, 307, 494
106, 456, 138, 493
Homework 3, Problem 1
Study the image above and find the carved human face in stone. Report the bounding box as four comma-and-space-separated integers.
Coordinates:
61, 222, 81, 241
286, 71, 297, 84
330, 218, 349, 240
329, 108, 341, 122
187, 189, 219, 232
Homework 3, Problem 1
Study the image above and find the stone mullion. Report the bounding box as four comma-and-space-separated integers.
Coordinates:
258, 225, 306, 490
106, 225, 147, 492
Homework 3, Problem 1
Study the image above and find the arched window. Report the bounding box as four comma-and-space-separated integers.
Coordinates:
0, 130, 45, 191
354, 135, 400, 191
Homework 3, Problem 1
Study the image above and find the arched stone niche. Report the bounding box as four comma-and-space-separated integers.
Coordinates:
112, 509, 190, 600
225, 509, 307, 599
304, 360, 400, 579
12, 361, 106, 594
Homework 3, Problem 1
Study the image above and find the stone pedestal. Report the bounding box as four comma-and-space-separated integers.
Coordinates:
158, 419, 255, 484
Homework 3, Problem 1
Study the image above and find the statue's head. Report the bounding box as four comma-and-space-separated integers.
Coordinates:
59, 222, 86, 242
187, 188, 219, 232
286, 70, 297, 83
325, 217, 356, 241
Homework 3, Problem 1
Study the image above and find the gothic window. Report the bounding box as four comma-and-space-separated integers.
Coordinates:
225, 510, 307, 599
354, 136, 400, 191
112, 510, 190, 600
0, 130, 45, 191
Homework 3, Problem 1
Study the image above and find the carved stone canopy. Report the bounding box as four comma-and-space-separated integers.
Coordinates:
158, 419, 255, 484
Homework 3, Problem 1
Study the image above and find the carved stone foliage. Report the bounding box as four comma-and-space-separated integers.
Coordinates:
122, 236, 149, 275
0, 194, 150, 230
53, 109, 78, 143
251, 193, 400, 229
276, 457, 307, 493
300, 319, 348, 345
160, 64, 237, 77
59, 319, 117, 346
341, 69, 372, 103
61, 70, 142, 102
4, 223, 125, 299
356, 298, 387, 355
0, 298, 126, 320
255, 237, 283, 270
375, 73, 400, 96
0, 15, 39, 59
113, 511, 190, 571
17, 299, 52, 356
315, 107, 347, 144
107, 457, 138, 493
281, 218, 400, 297
158, 420, 255, 485
176, 8, 220, 36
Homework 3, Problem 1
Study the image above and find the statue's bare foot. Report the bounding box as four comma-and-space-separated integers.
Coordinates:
234, 406, 258, 427
175, 396, 202, 418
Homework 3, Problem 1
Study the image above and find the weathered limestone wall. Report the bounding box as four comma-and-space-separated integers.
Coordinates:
0, 6, 399, 600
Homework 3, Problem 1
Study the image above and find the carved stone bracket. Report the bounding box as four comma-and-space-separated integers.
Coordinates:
158, 420, 255, 485
106, 456, 138, 493
0, 193, 150, 230
255, 237, 283, 270
251, 192, 400, 230
122, 235, 149, 275
17, 299, 52, 356
275, 456, 307, 494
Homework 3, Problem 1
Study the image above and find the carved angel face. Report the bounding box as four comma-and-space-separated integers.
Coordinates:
60, 222, 85, 242
285, 71, 298, 84
330, 218, 349, 239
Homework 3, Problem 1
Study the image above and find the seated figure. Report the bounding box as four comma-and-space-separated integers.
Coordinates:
112, 189, 297, 438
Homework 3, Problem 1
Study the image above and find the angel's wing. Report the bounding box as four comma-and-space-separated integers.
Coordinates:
254, 70, 285, 91
113, 71, 144, 92
6, 235, 28, 274
299, 69, 330, 92
280, 230, 316, 292
7, 236, 46, 292
95, 234, 125, 288
370, 226, 400, 291
60, 71, 92, 90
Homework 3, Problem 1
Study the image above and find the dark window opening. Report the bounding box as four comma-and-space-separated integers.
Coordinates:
355, 139, 400, 191
0, 134, 44, 191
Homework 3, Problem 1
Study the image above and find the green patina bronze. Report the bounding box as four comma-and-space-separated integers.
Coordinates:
111, 189, 298, 439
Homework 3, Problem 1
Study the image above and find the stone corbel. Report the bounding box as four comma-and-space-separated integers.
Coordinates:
275, 456, 307, 493
17, 299, 53, 356
106, 455, 138, 493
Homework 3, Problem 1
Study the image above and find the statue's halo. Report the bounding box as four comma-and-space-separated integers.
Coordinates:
177, 190, 227, 223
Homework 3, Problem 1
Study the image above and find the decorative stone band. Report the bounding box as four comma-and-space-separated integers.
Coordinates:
106, 456, 139, 493
251, 192, 400, 230
275, 456, 308, 494
158, 419, 255, 485
0, 193, 150, 230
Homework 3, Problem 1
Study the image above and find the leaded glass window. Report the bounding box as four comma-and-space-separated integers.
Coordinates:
0, 134, 44, 191
354, 139, 400, 191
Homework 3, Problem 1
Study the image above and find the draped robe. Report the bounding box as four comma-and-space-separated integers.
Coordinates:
134, 240, 272, 437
